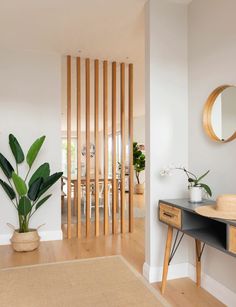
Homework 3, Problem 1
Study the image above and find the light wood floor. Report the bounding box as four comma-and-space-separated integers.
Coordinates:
0, 218, 224, 307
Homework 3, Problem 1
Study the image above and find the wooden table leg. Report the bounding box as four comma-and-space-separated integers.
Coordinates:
161, 225, 173, 294
195, 239, 201, 287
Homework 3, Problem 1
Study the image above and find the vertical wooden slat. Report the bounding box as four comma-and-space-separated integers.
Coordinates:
67, 55, 72, 239
103, 61, 109, 235
129, 63, 134, 233
94, 59, 99, 236
112, 62, 117, 234
86, 58, 91, 237
76, 57, 81, 238
120, 63, 125, 233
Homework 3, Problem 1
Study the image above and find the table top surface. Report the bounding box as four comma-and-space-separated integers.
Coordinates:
159, 198, 236, 226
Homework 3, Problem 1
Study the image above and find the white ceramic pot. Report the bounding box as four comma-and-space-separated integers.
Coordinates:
189, 186, 202, 203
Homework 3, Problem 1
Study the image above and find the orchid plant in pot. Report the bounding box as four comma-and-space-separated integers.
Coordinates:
0, 134, 63, 252
160, 165, 212, 202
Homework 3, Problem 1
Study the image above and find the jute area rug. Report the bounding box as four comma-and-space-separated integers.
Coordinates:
0, 255, 170, 307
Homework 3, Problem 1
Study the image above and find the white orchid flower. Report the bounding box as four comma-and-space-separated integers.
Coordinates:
160, 167, 172, 176
160, 163, 186, 177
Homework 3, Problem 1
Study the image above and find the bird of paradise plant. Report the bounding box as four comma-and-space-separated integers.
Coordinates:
0, 134, 63, 233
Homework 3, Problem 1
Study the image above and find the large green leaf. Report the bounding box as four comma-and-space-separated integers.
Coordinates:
9, 134, 24, 164
28, 163, 50, 187
35, 194, 52, 210
26, 136, 46, 168
28, 177, 43, 201
12, 172, 27, 196
0, 153, 14, 179
38, 172, 63, 198
196, 170, 210, 183
0, 179, 16, 200
200, 183, 212, 197
18, 196, 32, 216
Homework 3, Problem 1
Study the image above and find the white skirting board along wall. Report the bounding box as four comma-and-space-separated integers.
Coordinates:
143, 262, 236, 307
0, 230, 63, 245
143, 262, 189, 282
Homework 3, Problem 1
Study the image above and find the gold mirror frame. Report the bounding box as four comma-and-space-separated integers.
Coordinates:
203, 85, 236, 143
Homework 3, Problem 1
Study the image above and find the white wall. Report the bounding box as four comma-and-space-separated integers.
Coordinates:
134, 115, 145, 144
188, 0, 236, 297
144, 0, 189, 282
0, 49, 62, 243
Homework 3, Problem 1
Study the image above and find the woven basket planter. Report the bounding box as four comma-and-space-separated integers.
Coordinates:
135, 183, 144, 195
10, 229, 40, 252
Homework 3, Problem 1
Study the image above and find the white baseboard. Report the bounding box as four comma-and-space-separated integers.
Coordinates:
0, 234, 12, 245
0, 230, 63, 245
143, 261, 189, 283
38, 230, 63, 241
143, 261, 236, 307
188, 263, 236, 307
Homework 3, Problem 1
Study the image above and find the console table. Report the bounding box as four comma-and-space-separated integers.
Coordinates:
158, 199, 236, 294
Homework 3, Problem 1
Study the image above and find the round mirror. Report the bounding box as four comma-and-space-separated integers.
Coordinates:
203, 85, 236, 143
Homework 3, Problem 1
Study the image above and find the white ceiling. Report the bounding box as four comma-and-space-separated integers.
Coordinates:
0, 0, 192, 128
0, 0, 146, 124
0, 0, 146, 60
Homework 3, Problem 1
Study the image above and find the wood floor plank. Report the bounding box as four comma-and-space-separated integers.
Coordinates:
155, 278, 225, 307
0, 213, 224, 307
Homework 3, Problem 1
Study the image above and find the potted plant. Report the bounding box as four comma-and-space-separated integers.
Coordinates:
160, 165, 212, 202
133, 142, 146, 194
0, 134, 63, 252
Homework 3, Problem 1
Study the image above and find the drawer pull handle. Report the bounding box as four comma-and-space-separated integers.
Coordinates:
163, 212, 174, 218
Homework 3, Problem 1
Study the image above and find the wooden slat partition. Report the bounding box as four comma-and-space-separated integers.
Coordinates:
94, 59, 99, 236
103, 61, 109, 235
66, 57, 134, 238
67, 55, 72, 239
112, 62, 117, 234
86, 58, 91, 237
76, 57, 81, 238
129, 64, 134, 233
120, 63, 125, 233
